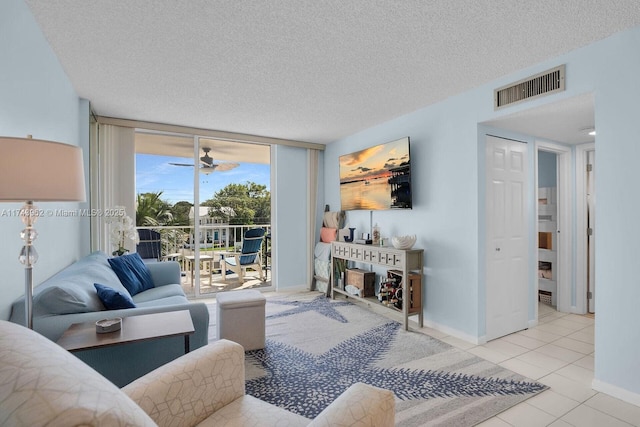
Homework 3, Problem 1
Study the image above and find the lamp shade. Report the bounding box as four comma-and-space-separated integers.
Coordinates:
0, 136, 86, 202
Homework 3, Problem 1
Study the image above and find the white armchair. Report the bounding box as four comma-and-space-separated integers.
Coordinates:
124, 339, 395, 426
0, 320, 395, 427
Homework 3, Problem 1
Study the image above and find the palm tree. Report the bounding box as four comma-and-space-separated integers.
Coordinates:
136, 192, 173, 226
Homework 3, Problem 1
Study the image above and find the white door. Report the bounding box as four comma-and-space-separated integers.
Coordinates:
486, 136, 529, 340
587, 150, 596, 313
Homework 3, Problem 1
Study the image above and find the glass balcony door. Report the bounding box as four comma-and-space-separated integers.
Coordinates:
135, 131, 272, 298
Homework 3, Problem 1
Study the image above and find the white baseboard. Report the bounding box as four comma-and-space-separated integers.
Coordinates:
569, 305, 586, 315
422, 319, 482, 345
592, 379, 640, 407
276, 284, 310, 293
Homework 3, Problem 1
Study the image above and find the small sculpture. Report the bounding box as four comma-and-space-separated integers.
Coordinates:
344, 227, 355, 242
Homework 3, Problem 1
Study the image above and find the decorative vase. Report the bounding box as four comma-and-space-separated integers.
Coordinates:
112, 247, 128, 257
372, 223, 380, 246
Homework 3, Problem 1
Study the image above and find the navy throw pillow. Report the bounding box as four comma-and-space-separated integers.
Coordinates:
94, 283, 136, 310
107, 252, 155, 296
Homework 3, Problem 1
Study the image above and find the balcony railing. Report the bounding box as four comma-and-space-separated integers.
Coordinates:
137, 224, 271, 297
136, 224, 272, 297
137, 223, 270, 256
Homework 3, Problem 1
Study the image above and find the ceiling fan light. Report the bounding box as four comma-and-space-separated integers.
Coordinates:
169, 146, 239, 174
581, 126, 596, 136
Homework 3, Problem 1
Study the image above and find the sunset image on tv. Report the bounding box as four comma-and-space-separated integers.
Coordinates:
339, 137, 411, 210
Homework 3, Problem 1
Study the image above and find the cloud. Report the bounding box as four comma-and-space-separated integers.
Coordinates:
352, 166, 372, 174
341, 145, 384, 166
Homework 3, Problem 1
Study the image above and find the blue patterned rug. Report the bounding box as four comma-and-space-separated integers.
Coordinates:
237, 293, 547, 426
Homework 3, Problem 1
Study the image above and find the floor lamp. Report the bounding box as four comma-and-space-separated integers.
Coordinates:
0, 136, 85, 329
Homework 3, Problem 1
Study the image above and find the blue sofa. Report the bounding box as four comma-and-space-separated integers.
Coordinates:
9, 251, 209, 387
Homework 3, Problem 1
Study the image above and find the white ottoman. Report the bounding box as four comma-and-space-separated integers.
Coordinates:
216, 290, 266, 351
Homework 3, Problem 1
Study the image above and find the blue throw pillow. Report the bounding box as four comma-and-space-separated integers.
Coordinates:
107, 253, 155, 296
94, 283, 136, 310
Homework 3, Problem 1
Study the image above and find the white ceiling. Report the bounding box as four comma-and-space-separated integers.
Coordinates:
483, 93, 596, 145
25, 1, 640, 145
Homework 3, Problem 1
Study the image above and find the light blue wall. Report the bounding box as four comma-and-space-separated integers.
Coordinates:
589, 27, 640, 397
325, 25, 640, 397
538, 151, 557, 188
0, 0, 88, 320
273, 144, 309, 288
326, 97, 481, 339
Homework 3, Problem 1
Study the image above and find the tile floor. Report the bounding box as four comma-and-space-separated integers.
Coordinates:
418, 303, 640, 427
202, 292, 639, 425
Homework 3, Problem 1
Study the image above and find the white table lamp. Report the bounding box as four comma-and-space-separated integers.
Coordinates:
0, 136, 86, 329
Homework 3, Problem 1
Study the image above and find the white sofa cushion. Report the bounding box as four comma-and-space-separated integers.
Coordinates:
124, 339, 247, 427
198, 395, 309, 426
0, 320, 155, 426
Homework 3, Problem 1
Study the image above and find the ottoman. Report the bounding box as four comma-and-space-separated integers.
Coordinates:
216, 290, 266, 350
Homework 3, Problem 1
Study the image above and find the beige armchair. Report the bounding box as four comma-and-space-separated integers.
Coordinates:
0, 320, 395, 426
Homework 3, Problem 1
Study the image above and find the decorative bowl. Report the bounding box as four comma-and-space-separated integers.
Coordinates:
391, 235, 416, 250
95, 317, 122, 334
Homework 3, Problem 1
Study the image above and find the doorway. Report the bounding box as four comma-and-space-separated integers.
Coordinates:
587, 150, 595, 314
482, 93, 596, 317
576, 143, 596, 314
535, 142, 571, 317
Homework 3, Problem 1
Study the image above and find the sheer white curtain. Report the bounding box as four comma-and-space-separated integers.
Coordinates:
91, 124, 136, 254
307, 148, 319, 290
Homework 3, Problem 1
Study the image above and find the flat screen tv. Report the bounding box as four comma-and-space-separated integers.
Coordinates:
339, 137, 412, 210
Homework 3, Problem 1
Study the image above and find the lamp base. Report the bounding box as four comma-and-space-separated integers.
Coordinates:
19, 201, 38, 330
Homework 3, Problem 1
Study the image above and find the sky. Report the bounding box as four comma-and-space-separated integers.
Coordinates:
339, 137, 409, 183
136, 154, 271, 205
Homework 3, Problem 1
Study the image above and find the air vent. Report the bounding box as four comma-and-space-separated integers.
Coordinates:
494, 65, 565, 110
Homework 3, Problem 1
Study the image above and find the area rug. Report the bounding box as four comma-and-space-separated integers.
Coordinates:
210, 292, 547, 426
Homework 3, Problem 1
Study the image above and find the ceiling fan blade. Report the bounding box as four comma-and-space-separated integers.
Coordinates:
169, 162, 195, 167
212, 162, 240, 172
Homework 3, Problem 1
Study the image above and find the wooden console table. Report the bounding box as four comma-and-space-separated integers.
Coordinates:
330, 241, 424, 330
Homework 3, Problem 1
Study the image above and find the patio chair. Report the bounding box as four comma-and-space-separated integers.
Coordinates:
136, 229, 162, 262
221, 228, 265, 283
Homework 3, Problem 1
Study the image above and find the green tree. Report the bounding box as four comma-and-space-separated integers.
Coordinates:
170, 201, 193, 226
136, 192, 173, 226
247, 182, 271, 224
203, 181, 270, 225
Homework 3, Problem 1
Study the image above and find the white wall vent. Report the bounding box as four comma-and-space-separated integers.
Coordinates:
494, 65, 565, 110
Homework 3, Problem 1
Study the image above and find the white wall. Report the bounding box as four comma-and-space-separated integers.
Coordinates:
324, 25, 640, 400
0, 0, 88, 320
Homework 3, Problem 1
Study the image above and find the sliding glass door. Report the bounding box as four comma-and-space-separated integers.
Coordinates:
135, 131, 272, 298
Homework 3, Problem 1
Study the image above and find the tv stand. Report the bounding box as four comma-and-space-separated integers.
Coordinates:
330, 241, 424, 330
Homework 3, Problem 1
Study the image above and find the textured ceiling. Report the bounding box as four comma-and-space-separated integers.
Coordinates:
24, 1, 640, 144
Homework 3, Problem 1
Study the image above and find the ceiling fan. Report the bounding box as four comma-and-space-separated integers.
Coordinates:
169, 147, 240, 175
